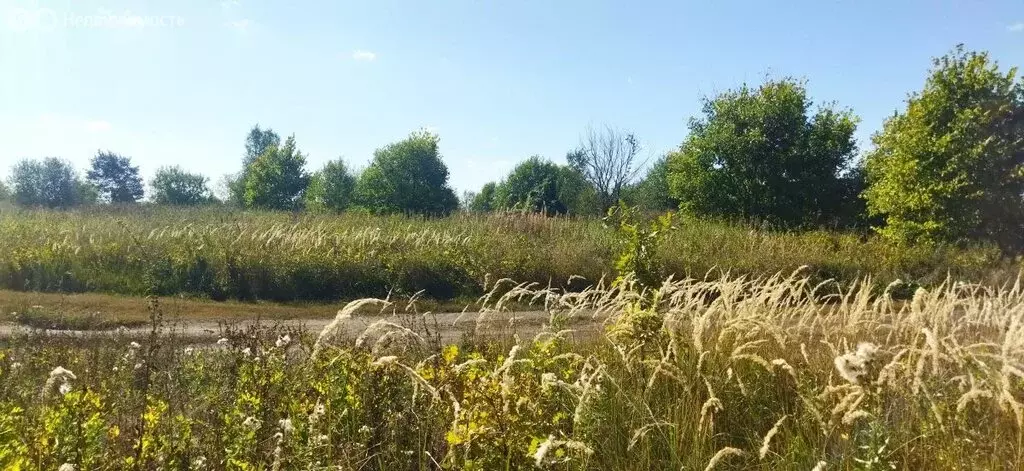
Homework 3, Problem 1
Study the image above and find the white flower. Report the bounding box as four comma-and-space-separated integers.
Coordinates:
372, 355, 398, 367
58, 382, 72, 395
533, 435, 555, 466
242, 347, 252, 357
313, 433, 329, 445
129, 341, 141, 350
216, 338, 230, 346
9, 362, 22, 371
242, 416, 261, 431
309, 402, 326, 424
358, 425, 371, 434
58, 464, 76, 471
856, 342, 879, 361
279, 418, 295, 435
275, 334, 291, 348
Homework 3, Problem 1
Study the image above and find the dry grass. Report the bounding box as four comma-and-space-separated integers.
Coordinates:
1, 271, 1023, 469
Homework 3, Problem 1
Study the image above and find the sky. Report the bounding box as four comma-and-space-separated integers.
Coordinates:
1, 0, 1023, 198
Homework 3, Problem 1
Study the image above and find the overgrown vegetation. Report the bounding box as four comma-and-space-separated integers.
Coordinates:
0, 207, 1013, 303
3, 272, 1024, 469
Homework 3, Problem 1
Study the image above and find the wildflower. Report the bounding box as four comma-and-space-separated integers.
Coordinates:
275, 334, 291, 348
372, 355, 398, 367
216, 337, 229, 346
309, 402, 326, 424
313, 433, 329, 445
44, 366, 76, 397
129, 341, 141, 350
833, 342, 880, 385
533, 435, 555, 466
10, 362, 21, 371
279, 418, 295, 435
242, 416, 261, 431
58, 464, 76, 471
358, 425, 371, 434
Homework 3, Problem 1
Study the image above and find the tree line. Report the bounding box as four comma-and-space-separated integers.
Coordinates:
3, 46, 1022, 251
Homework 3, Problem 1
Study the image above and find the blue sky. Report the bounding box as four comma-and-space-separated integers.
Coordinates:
2, 0, 1023, 197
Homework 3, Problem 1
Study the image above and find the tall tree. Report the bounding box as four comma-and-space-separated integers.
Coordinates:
151, 166, 213, 205
229, 125, 282, 205
86, 151, 144, 203
354, 130, 459, 215
623, 157, 679, 212
667, 77, 860, 227
9, 157, 85, 208
864, 46, 1024, 250
567, 125, 645, 209
305, 158, 357, 212
243, 135, 311, 211
468, 182, 497, 212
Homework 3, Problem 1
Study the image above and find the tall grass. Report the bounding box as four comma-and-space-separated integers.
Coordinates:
0, 206, 1013, 302
1, 271, 1023, 469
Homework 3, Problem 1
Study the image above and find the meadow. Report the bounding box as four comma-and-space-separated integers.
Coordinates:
0, 206, 1014, 304
2, 272, 1024, 469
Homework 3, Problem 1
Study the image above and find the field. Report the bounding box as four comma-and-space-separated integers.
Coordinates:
2, 272, 1024, 469
0, 207, 1015, 304
2, 208, 1023, 469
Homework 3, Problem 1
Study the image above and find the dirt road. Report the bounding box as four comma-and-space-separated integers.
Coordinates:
0, 310, 606, 343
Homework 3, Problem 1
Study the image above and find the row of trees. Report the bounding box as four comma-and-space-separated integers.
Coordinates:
3, 46, 1021, 251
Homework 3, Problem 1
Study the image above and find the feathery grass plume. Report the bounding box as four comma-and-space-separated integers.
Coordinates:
811, 460, 827, 471
957, 387, 994, 414
704, 447, 744, 471
842, 409, 871, 425
628, 421, 676, 451
771, 359, 797, 382
759, 415, 787, 459
312, 298, 390, 356
58, 464, 76, 471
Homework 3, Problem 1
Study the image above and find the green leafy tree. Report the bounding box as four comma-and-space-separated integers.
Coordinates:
305, 158, 356, 212
353, 130, 459, 215
229, 125, 281, 205
0, 180, 9, 202
864, 46, 1024, 250
242, 135, 311, 210
667, 77, 861, 227
622, 157, 678, 212
86, 151, 144, 203
468, 182, 497, 212
8, 157, 84, 208
492, 157, 600, 216
151, 166, 213, 205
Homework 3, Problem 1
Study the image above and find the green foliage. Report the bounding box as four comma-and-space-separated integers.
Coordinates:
0, 181, 9, 202
604, 203, 675, 288
667, 77, 861, 228
492, 157, 600, 216
86, 151, 143, 203
354, 130, 459, 215
8, 158, 85, 209
229, 125, 282, 206
305, 159, 356, 212
468, 182, 497, 212
150, 166, 213, 206
242, 136, 311, 211
864, 46, 1024, 251
622, 157, 678, 212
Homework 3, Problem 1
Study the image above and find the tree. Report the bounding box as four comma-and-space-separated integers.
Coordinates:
667, 77, 860, 227
151, 166, 213, 205
353, 130, 459, 215
242, 135, 310, 211
622, 157, 678, 212
0, 180, 9, 202
491, 157, 600, 216
567, 125, 645, 209
8, 157, 84, 208
864, 46, 1024, 250
305, 158, 356, 212
229, 125, 281, 205
468, 182, 497, 212
86, 151, 144, 203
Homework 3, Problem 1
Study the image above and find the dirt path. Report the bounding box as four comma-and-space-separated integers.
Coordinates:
0, 310, 606, 343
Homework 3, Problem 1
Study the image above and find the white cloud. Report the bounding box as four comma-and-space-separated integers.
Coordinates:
84, 120, 112, 132
351, 50, 377, 61
1009, 22, 1024, 32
